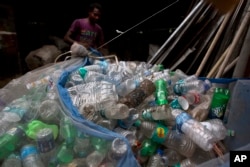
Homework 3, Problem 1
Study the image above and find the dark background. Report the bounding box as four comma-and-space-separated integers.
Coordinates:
0, 0, 194, 79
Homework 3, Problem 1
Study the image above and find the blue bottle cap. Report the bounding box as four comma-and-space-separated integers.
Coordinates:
21, 145, 38, 160
156, 148, 164, 156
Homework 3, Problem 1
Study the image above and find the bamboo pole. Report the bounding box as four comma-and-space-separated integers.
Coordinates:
206, 45, 231, 78
216, 5, 250, 78
195, 11, 233, 76
223, 56, 239, 75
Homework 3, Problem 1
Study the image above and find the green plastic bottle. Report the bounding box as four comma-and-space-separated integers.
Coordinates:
154, 79, 168, 105
0, 125, 26, 160
208, 87, 230, 119
59, 117, 77, 147
49, 142, 74, 166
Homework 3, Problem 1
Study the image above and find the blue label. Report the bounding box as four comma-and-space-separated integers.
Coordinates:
175, 112, 192, 133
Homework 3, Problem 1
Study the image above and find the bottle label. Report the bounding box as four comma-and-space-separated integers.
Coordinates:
170, 98, 182, 109
209, 88, 230, 119
176, 112, 192, 133
36, 129, 55, 153
173, 84, 182, 95
155, 90, 168, 105
209, 104, 227, 119
188, 91, 201, 104
151, 124, 169, 143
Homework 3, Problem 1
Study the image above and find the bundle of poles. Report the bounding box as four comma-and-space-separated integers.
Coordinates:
147, 0, 250, 78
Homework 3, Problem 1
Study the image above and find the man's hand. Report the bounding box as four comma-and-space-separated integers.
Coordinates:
77, 41, 90, 49
70, 42, 88, 57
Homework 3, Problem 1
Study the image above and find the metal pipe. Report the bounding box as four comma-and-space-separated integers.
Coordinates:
147, 0, 208, 65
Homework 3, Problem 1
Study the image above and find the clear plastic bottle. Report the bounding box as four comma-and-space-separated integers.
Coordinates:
140, 104, 174, 124
176, 146, 216, 167
96, 118, 117, 130
201, 118, 227, 141
133, 120, 196, 158
176, 74, 198, 84
68, 81, 118, 109
146, 149, 165, 167
117, 108, 139, 129
116, 78, 139, 97
100, 102, 130, 120
173, 79, 211, 95
171, 109, 217, 151
170, 69, 188, 84
107, 137, 128, 163
21, 144, 45, 167
86, 149, 108, 167
36, 128, 57, 165
84, 61, 108, 74
162, 148, 184, 166
57, 158, 88, 167
182, 90, 202, 106
0, 112, 18, 136
188, 94, 212, 122
67, 69, 85, 86
151, 69, 171, 83
73, 133, 93, 158
2, 96, 31, 122
114, 127, 137, 146
2, 152, 22, 167
79, 67, 121, 86
78, 67, 106, 82
38, 99, 62, 125
119, 79, 156, 108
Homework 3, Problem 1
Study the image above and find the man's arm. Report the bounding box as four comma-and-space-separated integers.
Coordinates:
64, 30, 75, 45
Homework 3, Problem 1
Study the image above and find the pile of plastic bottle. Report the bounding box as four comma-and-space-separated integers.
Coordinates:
0, 58, 233, 167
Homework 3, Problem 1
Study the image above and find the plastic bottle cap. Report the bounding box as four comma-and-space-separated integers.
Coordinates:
78, 67, 88, 79
133, 120, 141, 127
26, 120, 59, 140
204, 79, 212, 91
156, 148, 164, 156
21, 145, 37, 160
177, 96, 189, 110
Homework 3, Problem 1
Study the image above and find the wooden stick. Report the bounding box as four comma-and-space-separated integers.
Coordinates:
216, 5, 250, 78
223, 56, 239, 75
206, 45, 231, 78
195, 11, 233, 77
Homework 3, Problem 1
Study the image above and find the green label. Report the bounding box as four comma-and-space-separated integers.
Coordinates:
209, 88, 230, 119
155, 90, 168, 105
151, 123, 169, 143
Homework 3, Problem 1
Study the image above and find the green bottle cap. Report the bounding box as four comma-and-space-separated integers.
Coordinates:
78, 67, 88, 79
26, 120, 58, 140
133, 120, 142, 127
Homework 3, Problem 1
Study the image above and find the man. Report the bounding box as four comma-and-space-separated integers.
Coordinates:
64, 3, 107, 55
